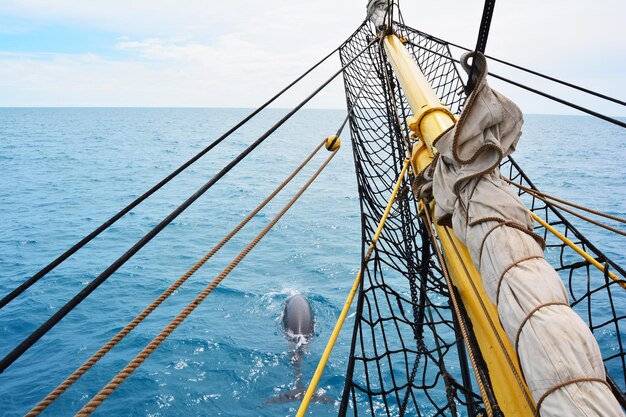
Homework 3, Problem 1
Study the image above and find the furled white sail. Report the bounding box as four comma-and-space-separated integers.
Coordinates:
424, 53, 624, 416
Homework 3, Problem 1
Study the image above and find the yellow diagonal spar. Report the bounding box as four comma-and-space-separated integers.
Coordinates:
531, 213, 625, 289
296, 158, 410, 417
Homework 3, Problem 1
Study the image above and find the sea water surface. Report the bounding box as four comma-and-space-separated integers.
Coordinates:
0, 108, 624, 417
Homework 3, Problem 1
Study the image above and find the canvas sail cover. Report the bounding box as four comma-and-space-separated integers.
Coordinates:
418, 53, 624, 416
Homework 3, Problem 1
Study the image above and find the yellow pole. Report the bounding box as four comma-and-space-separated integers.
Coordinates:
296, 159, 410, 416
382, 35, 456, 155
531, 212, 625, 288
383, 34, 536, 416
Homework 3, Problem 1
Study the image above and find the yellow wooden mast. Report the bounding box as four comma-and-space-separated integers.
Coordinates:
383, 33, 535, 416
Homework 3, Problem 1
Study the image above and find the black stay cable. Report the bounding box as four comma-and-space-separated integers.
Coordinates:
0, 38, 376, 375
451, 42, 626, 107
0, 45, 341, 310
466, 0, 496, 92
486, 71, 626, 129
412, 27, 626, 108
406, 40, 626, 129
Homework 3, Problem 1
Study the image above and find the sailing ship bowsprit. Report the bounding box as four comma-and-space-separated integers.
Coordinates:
1, 1, 624, 416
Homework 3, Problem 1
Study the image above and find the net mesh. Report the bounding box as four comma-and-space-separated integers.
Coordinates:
338, 22, 483, 417
338, 20, 625, 416
501, 157, 626, 398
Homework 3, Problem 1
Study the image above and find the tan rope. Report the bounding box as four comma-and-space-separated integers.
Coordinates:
502, 177, 626, 226
528, 190, 626, 237
535, 377, 611, 416
495, 256, 544, 305
422, 206, 495, 417
25, 141, 325, 417
514, 301, 569, 354
74, 148, 339, 417
475, 218, 545, 272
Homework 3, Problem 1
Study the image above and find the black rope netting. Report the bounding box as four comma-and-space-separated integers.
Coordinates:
502, 157, 626, 405
338, 22, 483, 417
338, 20, 625, 416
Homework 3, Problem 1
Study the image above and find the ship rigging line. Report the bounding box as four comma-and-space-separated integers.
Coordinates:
0, 44, 342, 311
0, 38, 376, 375
421, 204, 498, 417
502, 177, 626, 237
297, 158, 410, 417
26, 62, 375, 416
436, 35, 626, 107
75, 138, 341, 417
25, 141, 326, 417
404, 39, 626, 129
502, 178, 626, 224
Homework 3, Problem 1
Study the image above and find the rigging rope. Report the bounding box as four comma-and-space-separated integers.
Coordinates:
28, 67, 367, 413
0, 45, 341, 311
296, 158, 410, 417
421, 203, 498, 417
513, 185, 626, 238
24, 139, 327, 417
0, 38, 376, 375
502, 177, 626, 226
530, 212, 626, 288
405, 39, 626, 129
75, 139, 341, 417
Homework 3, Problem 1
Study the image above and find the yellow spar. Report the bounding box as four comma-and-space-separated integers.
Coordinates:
297, 159, 410, 416
383, 34, 536, 416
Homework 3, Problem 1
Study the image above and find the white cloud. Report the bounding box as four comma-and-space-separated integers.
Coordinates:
0, 0, 624, 114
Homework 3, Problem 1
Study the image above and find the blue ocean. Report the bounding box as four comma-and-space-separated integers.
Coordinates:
0, 108, 624, 417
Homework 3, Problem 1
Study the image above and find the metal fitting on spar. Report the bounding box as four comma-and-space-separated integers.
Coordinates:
325, 135, 341, 151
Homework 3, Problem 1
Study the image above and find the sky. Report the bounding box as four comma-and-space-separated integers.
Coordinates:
0, 0, 625, 116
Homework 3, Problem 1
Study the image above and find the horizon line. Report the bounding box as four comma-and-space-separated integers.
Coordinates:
1, 106, 625, 118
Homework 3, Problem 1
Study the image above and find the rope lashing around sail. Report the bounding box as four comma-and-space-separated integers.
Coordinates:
501, 158, 626, 406
0, 44, 341, 311
421, 206, 500, 417
24, 139, 328, 417
502, 177, 626, 237
0, 37, 377, 376
417, 49, 624, 415
75, 141, 341, 417
296, 159, 410, 417
404, 40, 626, 129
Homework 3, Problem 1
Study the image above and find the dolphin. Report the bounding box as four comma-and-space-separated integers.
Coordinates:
282, 293, 315, 346
266, 294, 333, 405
